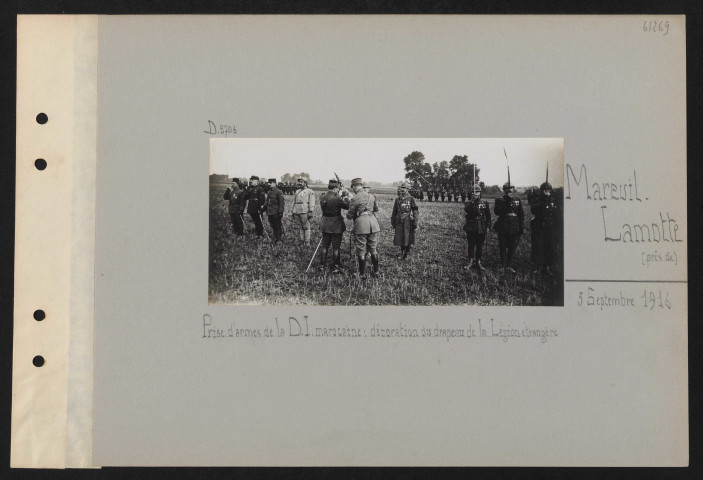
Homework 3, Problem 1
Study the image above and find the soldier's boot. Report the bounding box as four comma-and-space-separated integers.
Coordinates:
332, 249, 342, 271
371, 254, 380, 276
319, 247, 328, 268
404, 246, 411, 259
400, 246, 406, 259
358, 257, 366, 276
304, 229, 311, 247
506, 250, 517, 273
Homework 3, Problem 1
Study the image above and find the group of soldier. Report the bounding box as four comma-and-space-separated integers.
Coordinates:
410, 185, 473, 203
222, 174, 562, 277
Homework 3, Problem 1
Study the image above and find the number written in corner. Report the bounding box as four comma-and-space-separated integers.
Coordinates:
643, 20, 669, 36
204, 120, 237, 136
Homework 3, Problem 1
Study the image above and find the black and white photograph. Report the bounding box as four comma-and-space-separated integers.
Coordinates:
209, 138, 564, 306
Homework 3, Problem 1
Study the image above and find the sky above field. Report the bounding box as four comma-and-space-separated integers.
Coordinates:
210, 138, 564, 187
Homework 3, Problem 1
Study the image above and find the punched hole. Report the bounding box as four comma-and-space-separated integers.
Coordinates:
36, 113, 48, 124
33, 356, 45, 367
35, 159, 47, 171
33, 309, 45, 321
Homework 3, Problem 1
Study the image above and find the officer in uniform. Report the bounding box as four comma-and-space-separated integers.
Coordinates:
223, 178, 245, 235
391, 181, 419, 259
347, 178, 381, 276
493, 182, 524, 272
244, 175, 267, 237
318, 179, 350, 271
463, 184, 491, 271
266, 178, 285, 242
528, 182, 560, 276
292, 178, 315, 246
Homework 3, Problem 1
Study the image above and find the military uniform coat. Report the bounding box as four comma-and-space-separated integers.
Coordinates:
244, 185, 267, 215
292, 187, 315, 215
224, 185, 245, 214
391, 193, 418, 246
346, 190, 380, 234
528, 193, 560, 265
493, 195, 524, 234
319, 190, 349, 234
266, 187, 285, 216
463, 199, 491, 234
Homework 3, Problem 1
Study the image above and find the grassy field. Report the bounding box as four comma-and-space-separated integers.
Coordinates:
209, 184, 563, 306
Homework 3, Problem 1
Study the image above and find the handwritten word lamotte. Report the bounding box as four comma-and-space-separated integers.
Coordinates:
201, 315, 557, 343
565, 163, 683, 245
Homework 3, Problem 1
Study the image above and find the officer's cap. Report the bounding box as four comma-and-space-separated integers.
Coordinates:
328, 179, 338, 188
540, 182, 553, 192
250, 175, 259, 181
231, 177, 239, 184
351, 178, 363, 186
268, 178, 277, 183
297, 178, 307, 183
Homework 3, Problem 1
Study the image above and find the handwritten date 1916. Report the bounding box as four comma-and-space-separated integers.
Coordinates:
204, 120, 237, 136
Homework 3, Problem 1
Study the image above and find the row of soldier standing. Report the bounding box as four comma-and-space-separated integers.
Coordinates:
464, 179, 560, 275
223, 174, 560, 276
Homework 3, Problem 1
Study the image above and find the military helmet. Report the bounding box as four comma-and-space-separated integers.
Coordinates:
351, 178, 363, 186
472, 184, 482, 194
400, 181, 411, 189
502, 182, 514, 191
231, 177, 239, 184
540, 182, 553, 192
328, 178, 338, 188
250, 175, 259, 181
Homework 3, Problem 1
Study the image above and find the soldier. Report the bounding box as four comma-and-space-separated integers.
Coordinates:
244, 175, 267, 237
223, 178, 245, 235
318, 179, 350, 271
440, 187, 446, 202
426, 185, 432, 202
415, 181, 424, 202
346, 178, 381, 276
493, 182, 524, 272
391, 181, 419, 259
460, 188, 467, 203
528, 181, 560, 276
463, 184, 491, 271
266, 178, 285, 242
447, 188, 453, 203
292, 178, 315, 246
